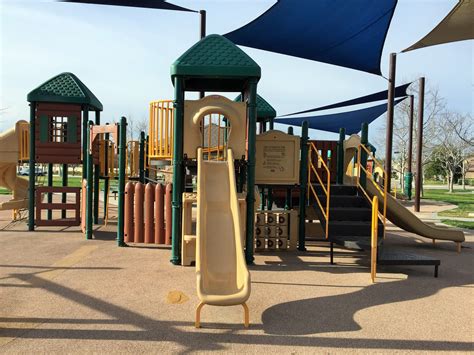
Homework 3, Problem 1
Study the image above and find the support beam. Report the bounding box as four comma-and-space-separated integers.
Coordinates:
93, 111, 100, 224
360, 123, 368, 190
28, 102, 36, 231
171, 77, 185, 265
298, 121, 309, 251
82, 108, 89, 179
86, 121, 94, 239
199, 9, 206, 100
103, 129, 110, 220
139, 131, 145, 183
47, 163, 53, 220
336, 127, 345, 184
414, 77, 425, 212
404, 95, 414, 200
385, 53, 396, 192
245, 80, 258, 264
61, 163, 68, 218
117, 117, 127, 246
285, 126, 293, 210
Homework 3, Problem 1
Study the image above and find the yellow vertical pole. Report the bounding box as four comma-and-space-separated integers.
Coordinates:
371, 196, 379, 283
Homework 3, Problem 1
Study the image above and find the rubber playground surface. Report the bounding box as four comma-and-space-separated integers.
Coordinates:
1, 197, 473, 353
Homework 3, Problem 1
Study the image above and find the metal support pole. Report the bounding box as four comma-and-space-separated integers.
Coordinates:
298, 121, 309, 251
82, 108, 89, 179
117, 117, 127, 246
28, 102, 36, 231
269, 118, 274, 130
61, 163, 68, 218
199, 9, 206, 100
245, 80, 258, 264
405, 95, 414, 199
171, 77, 185, 265
414, 77, 425, 212
285, 126, 294, 210
336, 127, 345, 184
86, 121, 93, 239
266, 118, 274, 210
145, 135, 149, 180
93, 111, 100, 224
47, 163, 53, 220
385, 53, 396, 193
360, 122, 369, 190
139, 131, 145, 183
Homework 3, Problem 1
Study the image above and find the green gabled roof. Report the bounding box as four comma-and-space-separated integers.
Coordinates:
170, 34, 261, 91
27, 72, 103, 111
235, 94, 276, 121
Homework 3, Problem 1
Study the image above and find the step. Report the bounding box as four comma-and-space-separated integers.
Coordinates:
329, 235, 381, 251
328, 207, 372, 221
314, 195, 368, 208
328, 220, 384, 237
377, 248, 440, 277
311, 184, 357, 196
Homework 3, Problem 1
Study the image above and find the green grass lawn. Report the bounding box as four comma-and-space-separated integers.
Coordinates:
440, 219, 474, 230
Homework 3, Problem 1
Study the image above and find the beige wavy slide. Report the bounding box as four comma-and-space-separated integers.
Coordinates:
195, 147, 251, 328
0, 121, 29, 211
366, 182, 465, 247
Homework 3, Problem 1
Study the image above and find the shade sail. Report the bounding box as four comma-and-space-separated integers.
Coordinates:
403, 0, 473, 52
224, 0, 398, 75
281, 83, 410, 117
61, 0, 196, 12
276, 98, 406, 134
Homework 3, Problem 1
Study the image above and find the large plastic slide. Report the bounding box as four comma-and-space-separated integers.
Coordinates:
0, 121, 29, 211
195, 147, 250, 328
366, 181, 465, 243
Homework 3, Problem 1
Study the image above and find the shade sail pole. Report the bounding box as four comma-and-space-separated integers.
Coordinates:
414, 77, 425, 212
199, 10, 206, 99
405, 95, 414, 200
385, 52, 396, 193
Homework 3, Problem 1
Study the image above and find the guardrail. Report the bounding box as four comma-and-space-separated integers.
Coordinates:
307, 142, 331, 239
149, 100, 174, 161
356, 144, 387, 239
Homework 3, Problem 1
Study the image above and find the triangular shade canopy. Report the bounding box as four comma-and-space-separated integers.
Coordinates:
403, 0, 473, 52
281, 83, 410, 117
27, 72, 103, 111
60, 0, 196, 12
224, 0, 398, 75
276, 98, 406, 134
234, 94, 276, 121
170, 34, 261, 92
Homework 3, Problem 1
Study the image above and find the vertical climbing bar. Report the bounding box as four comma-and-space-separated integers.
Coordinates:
28, 102, 36, 231
285, 126, 294, 210
298, 121, 309, 251
336, 128, 345, 184
117, 117, 127, 246
245, 80, 258, 264
171, 78, 184, 264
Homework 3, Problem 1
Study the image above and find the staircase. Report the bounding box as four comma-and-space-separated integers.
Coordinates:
307, 184, 440, 277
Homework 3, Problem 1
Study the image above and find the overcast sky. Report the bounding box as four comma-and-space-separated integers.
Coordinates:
1, 0, 472, 142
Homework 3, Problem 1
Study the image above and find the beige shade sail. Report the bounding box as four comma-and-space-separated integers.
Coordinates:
403, 0, 473, 52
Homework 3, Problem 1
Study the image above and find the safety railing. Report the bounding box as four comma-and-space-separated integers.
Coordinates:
149, 100, 174, 162
370, 195, 378, 283
356, 144, 387, 239
307, 142, 331, 239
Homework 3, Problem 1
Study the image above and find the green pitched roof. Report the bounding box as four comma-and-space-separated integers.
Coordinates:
170, 34, 261, 91
27, 72, 103, 111
235, 94, 276, 120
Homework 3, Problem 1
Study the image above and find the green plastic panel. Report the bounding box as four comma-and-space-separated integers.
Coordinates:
235, 94, 276, 120
39, 115, 49, 143
170, 34, 261, 80
67, 116, 77, 143
27, 72, 103, 111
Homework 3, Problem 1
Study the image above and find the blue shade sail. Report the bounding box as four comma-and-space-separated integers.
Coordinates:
60, 0, 197, 12
224, 0, 398, 75
281, 83, 411, 117
276, 98, 406, 134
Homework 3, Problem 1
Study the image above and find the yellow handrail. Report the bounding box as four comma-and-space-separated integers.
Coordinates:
307, 142, 331, 239
356, 144, 387, 239
370, 195, 378, 283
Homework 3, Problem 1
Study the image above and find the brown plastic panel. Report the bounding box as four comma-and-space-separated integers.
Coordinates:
124, 182, 135, 243
155, 183, 165, 244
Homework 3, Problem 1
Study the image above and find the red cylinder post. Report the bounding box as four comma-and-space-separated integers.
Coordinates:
124, 182, 135, 243
144, 183, 155, 244
165, 183, 172, 245
155, 183, 165, 244
134, 182, 144, 243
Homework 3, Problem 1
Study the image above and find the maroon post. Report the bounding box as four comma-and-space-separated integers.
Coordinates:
385, 53, 397, 193
155, 183, 165, 244
414, 78, 425, 212
407, 95, 414, 172
124, 182, 135, 243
